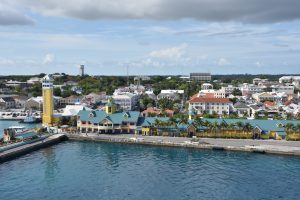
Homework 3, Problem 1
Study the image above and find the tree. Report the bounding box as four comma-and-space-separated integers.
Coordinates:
285, 123, 295, 132
232, 89, 242, 96
53, 87, 62, 96
236, 121, 244, 130
158, 98, 174, 110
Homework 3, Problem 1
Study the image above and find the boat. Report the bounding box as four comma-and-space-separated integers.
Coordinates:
7, 126, 30, 135
19, 112, 41, 124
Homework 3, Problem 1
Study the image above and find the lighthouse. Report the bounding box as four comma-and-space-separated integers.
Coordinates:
42, 74, 54, 126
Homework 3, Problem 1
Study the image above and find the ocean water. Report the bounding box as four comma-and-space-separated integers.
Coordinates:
0, 140, 300, 200
0, 120, 41, 138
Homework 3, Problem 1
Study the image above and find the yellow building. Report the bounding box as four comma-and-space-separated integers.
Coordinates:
42, 74, 54, 126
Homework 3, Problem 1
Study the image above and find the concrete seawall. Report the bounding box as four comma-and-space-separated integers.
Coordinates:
0, 134, 68, 163
66, 133, 300, 156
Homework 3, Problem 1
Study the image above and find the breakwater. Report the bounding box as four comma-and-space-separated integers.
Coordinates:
66, 133, 300, 156
0, 134, 67, 163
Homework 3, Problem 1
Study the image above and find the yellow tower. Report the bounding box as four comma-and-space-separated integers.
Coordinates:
42, 74, 54, 126
105, 98, 116, 114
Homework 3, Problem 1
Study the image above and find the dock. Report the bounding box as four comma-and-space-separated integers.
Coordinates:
0, 134, 67, 163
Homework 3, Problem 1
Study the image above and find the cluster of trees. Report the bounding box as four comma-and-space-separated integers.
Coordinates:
285, 123, 300, 132
153, 116, 255, 132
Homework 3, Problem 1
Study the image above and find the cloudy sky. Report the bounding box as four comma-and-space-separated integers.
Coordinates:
0, 0, 300, 75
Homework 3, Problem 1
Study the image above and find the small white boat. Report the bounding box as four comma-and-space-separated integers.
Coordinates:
8, 126, 30, 135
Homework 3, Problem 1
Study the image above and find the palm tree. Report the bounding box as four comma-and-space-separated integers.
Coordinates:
285, 123, 295, 132
297, 124, 300, 133
236, 121, 244, 131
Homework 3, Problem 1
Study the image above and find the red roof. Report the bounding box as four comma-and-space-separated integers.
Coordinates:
189, 97, 231, 103
264, 101, 276, 107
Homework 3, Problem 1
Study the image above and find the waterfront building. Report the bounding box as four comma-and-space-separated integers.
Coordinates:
190, 73, 211, 82
42, 75, 54, 126
77, 99, 140, 134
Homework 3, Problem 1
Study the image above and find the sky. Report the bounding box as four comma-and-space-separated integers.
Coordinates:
0, 0, 300, 75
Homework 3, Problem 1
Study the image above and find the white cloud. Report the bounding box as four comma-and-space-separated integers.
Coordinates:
217, 58, 230, 66
43, 53, 55, 64
255, 61, 264, 67
149, 44, 187, 60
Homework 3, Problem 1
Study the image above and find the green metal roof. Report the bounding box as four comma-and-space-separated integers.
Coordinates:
78, 110, 140, 124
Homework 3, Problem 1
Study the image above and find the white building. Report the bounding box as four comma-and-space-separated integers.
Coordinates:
160, 90, 184, 94
240, 83, 265, 96
198, 89, 226, 98
201, 83, 213, 90
112, 93, 139, 111
279, 76, 300, 88
221, 85, 240, 95
189, 97, 231, 115
271, 85, 294, 95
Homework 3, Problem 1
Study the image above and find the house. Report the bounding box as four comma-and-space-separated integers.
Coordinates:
60, 95, 84, 105
157, 93, 180, 101
233, 102, 251, 117
84, 92, 107, 104
141, 107, 174, 117
27, 77, 42, 85
189, 97, 232, 116
0, 97, 16, 109
25, 97, 43, 111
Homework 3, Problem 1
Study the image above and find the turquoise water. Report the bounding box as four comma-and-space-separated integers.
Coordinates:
0, 120, 41, 138
0, 140, 300, 200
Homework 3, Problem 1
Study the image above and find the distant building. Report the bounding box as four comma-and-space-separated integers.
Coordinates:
201, 83, 213, 90
189, 97, 231, 116
240, 83, 265, 96
197, 89, 226, 98
190, 73, 211, 82
0, 97, 16, 109
279, 76, 300, 88
233, 102, 251, 117
112, 93, 139, 111
271, 85, 294, 95
221, 85, 240, 95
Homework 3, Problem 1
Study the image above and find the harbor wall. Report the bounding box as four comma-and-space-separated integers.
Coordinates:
0, 134, 68, 163
66, 134, 300, 156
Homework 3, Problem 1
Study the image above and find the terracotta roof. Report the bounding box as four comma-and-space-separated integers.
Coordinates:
189, 97, 231, 103
264, 101, 276, 107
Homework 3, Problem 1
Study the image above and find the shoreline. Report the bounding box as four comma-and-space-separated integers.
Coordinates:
65, 133, 300, 156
